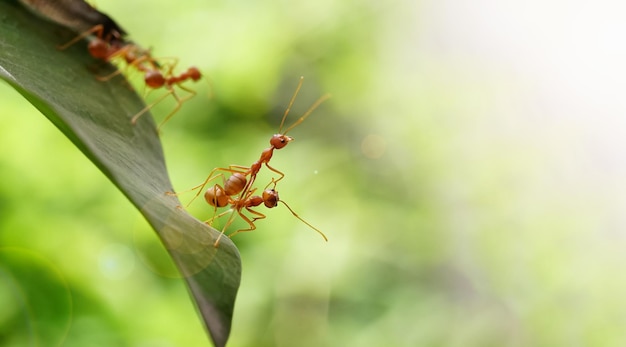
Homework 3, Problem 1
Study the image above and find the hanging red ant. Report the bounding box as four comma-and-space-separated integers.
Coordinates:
204, 180, 328, 247
177, 76, 330, 208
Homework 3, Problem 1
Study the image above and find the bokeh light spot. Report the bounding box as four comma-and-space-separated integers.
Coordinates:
361, 134, 387, 159
98, 244, 135, 280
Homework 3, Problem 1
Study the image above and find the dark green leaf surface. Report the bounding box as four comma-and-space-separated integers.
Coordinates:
0, 2, 240, 346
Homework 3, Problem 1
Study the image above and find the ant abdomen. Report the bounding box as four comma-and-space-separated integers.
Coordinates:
204, 186, 229, 208
224, 173, 246, 196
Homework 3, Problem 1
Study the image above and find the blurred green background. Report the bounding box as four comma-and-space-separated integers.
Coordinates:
2, 0, 626, 346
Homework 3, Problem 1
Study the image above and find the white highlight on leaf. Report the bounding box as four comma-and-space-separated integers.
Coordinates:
0, 65, 16, 81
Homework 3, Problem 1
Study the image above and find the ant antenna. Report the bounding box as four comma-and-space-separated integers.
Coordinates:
279, 199, 328, 242
282, 93, 331, 136
278, 76, 303, 133
263, 179, 328, 241
277, 77, 331, 136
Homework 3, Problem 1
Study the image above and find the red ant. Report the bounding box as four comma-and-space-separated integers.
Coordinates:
204, 180, 328, 247
178, 77, 330, 208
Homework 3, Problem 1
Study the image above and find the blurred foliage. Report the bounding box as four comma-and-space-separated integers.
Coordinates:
2, 0, 626, 346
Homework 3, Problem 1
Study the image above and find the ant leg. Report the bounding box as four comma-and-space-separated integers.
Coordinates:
264, 162, 285, 184
132, 77, 194, 126
226, 207, 266, 240
239, 175, 258, 203
96, 68, 125, 82
163, 57, 179, 76
156, 85, 198, 131
208, 208, 236, 248
170, 172, 225, 208
57, 25, 104, 50
213, 207, 240, 248
180, 173, 225, 207
131, 89, 173, 125
206, 187, 261, 235
96, 52, 151, 82
147, 56, 179, 76
204, 206, 234, 226
213, 188, 259, 247
172, 166, 248, 207
263, 178, 279, 190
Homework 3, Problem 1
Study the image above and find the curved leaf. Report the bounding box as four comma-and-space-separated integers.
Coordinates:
0, 2, 240, 346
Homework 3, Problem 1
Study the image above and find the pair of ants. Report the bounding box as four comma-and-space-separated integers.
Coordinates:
172, 77, 330, 247
51, 9, 326, 246
59, 23, 202, 130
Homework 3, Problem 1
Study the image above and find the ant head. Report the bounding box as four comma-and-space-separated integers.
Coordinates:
144, 70, 166, 88
262, 189, 279, 208
188, 67, 202, 81
87, 39, 109, 59
270, 134, 294, 149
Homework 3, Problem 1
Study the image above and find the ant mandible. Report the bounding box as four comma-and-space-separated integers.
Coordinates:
178, 76, 330, 208
204, 180, 328, 247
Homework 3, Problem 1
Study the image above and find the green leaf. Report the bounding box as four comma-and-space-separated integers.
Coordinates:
0, 2, 240, 346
